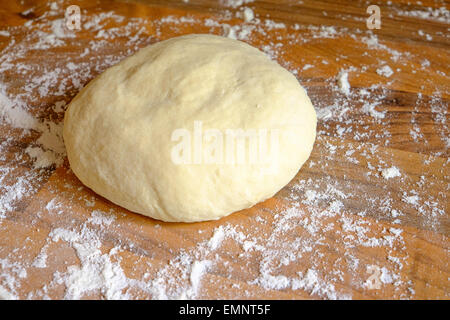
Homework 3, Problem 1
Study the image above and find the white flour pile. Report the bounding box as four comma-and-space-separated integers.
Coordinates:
0, 0, 448, 300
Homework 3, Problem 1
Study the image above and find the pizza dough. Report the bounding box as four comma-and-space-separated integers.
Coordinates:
63, 34, 317, 222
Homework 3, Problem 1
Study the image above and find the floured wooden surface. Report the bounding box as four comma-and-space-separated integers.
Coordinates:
0, 0, 448, 299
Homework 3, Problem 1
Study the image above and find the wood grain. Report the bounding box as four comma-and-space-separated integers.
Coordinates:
0, 0, 448, 299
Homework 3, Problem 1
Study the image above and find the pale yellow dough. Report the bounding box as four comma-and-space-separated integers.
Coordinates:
63, 34, 317, 222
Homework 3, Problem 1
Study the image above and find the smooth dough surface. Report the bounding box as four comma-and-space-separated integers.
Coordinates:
63, 34, 317, 222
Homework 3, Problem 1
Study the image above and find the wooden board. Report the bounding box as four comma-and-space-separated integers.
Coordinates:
0, 0, 448, 299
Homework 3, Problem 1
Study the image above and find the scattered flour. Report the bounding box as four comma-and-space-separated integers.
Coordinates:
208, 226, 226, 250
237, 7, 255, 22
377, 65, 394, 78
187, 260, 212, 297
381, 167, 401, 179
0, 284, 17, 300
221, 0, 255, 9
396, 7, 450, 23
337, 70, 351, 95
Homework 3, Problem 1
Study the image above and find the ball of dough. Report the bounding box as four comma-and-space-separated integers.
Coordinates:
63, 34, 317, 222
